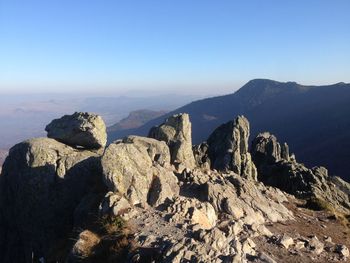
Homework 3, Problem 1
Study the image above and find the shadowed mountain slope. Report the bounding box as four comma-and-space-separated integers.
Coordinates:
107, 109, 167, 133
108, 79, 350, 180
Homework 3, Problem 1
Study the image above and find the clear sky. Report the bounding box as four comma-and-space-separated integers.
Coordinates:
0, 0, 349, 95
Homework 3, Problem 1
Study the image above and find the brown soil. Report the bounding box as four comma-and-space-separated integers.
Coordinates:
254, 197, 350, 262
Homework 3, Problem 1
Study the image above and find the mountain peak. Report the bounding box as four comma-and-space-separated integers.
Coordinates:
241, 79, 300, 91
246, 78, 282, 85
234, 79, 301, 107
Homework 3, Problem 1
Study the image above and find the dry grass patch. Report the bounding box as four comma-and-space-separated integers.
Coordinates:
305, 196, 350, 229
72, 215, 135, 263
305, 196, 333, 211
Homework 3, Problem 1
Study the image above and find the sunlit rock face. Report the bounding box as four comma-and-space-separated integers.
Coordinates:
46, 112, 107, 150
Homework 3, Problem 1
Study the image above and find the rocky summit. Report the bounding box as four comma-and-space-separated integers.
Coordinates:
0, 112, 350, 263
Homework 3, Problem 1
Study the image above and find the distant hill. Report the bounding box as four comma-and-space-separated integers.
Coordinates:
108, 79, 350, 181
107, 109, 167, 133
80, 94, 199, 125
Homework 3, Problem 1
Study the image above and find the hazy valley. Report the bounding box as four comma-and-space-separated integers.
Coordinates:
0, 93, 197, 150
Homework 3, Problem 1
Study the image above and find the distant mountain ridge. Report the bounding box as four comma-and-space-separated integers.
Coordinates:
107, 109, 167, 133
108, 79, 350, 181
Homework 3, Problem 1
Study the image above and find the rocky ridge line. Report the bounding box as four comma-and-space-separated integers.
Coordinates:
251, 132, 350, 215
0, 112, 349, 262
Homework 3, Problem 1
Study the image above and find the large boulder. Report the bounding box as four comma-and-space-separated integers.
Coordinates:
45, 112, 107, 149
102, 136, 179, 206
251, 132, 350, 214
0, 138, 105, 263
149, 113, 196, 169
207, 116, 257, 180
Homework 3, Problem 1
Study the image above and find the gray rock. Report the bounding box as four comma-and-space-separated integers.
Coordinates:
331, 176, 350, 195
190, 202, 217, 229
241, 237, 256, 255
295, 241, 306, 250
251, 132, 283, 165
324, 236, 333, 243
147, 164, 180, 207
199, 172, 293, 225
101, 136, 178, 206
192, 142, 211, 169
0, 138, 104, 263
258, 252, 277, 263
222, 198, 244, 220
281, 142, 290, 161
335, 244, 349, 258
309, 236, 324, 255
149, 113, 196, 169
251, 132, 350, 214
45, 112, 107, 149
278, 234, 294, 249
124, 167, 294, 263
207, 115, 257, 180
99, 191, 131, 216
166, 197, 217, 230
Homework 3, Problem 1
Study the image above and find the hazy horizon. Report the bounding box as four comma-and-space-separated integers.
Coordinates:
1, 0, 350, 95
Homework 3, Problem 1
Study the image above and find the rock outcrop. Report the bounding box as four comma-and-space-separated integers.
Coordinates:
0, 138, 105, 263
45, 112, 107, 149
2, 112, 350, 263
101, 136, 179, 206
206, 115, 257, 180
197, 171, 293, 224
124, 168, 293, 262
252, 132, 350, 214
251, 132, 283, 164
149, 113, 196, 169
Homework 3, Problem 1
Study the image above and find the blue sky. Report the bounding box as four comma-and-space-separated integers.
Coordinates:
0, 0, 349, 94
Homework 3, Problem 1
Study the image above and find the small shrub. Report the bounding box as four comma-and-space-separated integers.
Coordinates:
99, 215, 126, 235
305, 197, 333, 211
333, 213, 350, 229
73, 215, 135, 263
305, 197, 350, 229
